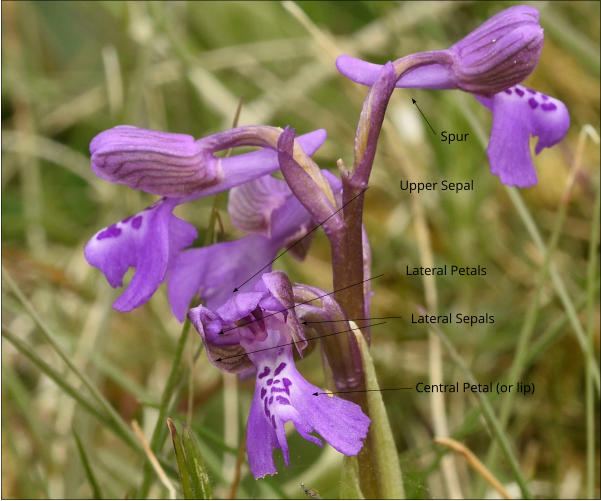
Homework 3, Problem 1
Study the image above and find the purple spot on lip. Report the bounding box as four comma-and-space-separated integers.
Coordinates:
260, 388, 267, 399
515, 88, 525, 97
541, 94, 549, 101
97, 225, 121, 240
282, 378, 292, 394
276, 396, 290, 405
267, 378, 273, 385
541, 102, 557, 112
527, 88, 536, 95
274, 362, 287, 376
258, 367, 270, 379
131, 216, 143, 229
269, 396, 273, 404
504, 89, 512, 95
528, 97, 538, 109
271, 416, 276, 428
121, 216, 133, 224
271, 387, 287, 394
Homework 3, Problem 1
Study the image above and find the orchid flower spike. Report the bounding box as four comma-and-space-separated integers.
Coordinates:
85, 126, 326, 313
188, 271, 370, 479
336, 5, 570, 188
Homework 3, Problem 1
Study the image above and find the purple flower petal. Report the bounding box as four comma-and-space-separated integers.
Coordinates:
336, 54, 455, 90
188, 303, 254, 375
336, 5, 544, 95
168, 234, 280, 321
245, 345, 369, 479
228, 175, 292, 237
213, 129, 327, 196
169, 170, 343, 321
449, 5, 543, 93
90, 126, 326, 198
90, 126, 220, 198
84, 198, 197, 311
189, 273, 370, 479
246, 383, 281, 478
475, 85, 569, 187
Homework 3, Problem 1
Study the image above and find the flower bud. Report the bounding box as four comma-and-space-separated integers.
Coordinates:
450, 5, 544, 94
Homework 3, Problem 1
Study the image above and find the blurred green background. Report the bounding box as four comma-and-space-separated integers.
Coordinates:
2, 1, 599, 499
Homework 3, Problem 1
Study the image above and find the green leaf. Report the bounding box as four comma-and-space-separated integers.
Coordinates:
168, 419, 213, 499
73, 428, 103, 499
182, 425, 212, 500
168, 418, 194, 499
352, 325, 405, 499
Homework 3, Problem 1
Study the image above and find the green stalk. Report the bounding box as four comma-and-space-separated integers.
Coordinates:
137, 314, 192, 498
73, 427, 104, 499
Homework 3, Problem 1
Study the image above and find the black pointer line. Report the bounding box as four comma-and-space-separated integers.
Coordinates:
313, 387, 412, 396
232, 188, 369, 292
220, 273, 384, 334
411, 98, 436, 135
215, 321, 385, 361
302, 316, 402, 325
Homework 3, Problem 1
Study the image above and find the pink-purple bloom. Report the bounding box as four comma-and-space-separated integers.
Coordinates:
336, 5, 570, 188
188, 271, 370, 479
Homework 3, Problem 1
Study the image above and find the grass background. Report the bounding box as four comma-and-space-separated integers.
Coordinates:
2, 1, 600, 498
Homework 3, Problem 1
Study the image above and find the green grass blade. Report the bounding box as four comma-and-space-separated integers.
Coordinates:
182, 425, 213, 499
168, 418, 193, 499
427, 319, 532, 499
73, 427, 103, 499
2, 270, 143, 451
137, 312, 192, 497
585, 179, 600, 498
2, 326, 113, 431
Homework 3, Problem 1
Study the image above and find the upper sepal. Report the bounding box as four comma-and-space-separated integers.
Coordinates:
90, 126, 222, 197
450, 5, 544, 94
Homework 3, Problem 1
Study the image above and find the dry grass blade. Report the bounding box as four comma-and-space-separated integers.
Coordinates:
435, 437, 512, 500
132, 420, 176, 500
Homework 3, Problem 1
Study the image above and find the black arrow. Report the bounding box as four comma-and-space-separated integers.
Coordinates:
220, 274, 384, 334
313, 387, 413, 396
302, 316, 402, 325
411, 98, 436, 135
232, 188, 368, 292
215, 321, 385, 361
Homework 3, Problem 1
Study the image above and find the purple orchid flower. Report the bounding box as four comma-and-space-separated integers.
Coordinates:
167, 171, 342, 321
188, 271, 370, 479
336, 5, 570, 188
85, 126, 326, 313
